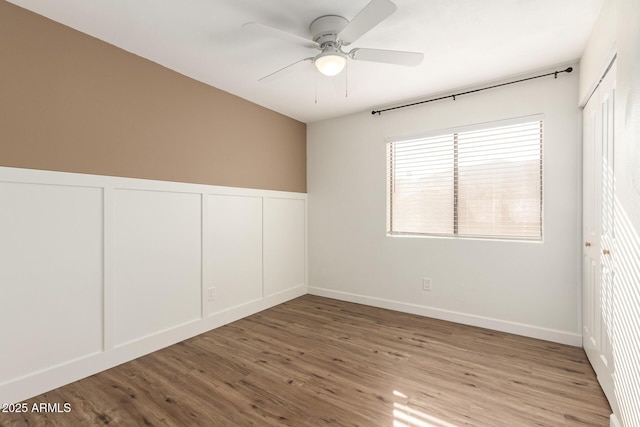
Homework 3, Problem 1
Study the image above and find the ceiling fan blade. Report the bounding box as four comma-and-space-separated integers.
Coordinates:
258, 57, 314, 83
243, 22, 319, 49
350, 48, 423, 66
338, 0, 397, 46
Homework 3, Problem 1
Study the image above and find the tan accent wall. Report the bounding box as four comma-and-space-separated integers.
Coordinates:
0, 1, 306, 192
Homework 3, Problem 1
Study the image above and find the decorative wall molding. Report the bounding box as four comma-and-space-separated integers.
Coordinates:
0, 166, 307, 404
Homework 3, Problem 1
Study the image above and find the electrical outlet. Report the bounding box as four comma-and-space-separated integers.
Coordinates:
207, 287, 216, 301
422, 278, 432, 292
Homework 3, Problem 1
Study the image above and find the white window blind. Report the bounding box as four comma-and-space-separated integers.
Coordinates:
388, 118, 543, 240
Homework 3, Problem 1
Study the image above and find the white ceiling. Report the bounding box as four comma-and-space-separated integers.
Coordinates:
8, 0, 602, 123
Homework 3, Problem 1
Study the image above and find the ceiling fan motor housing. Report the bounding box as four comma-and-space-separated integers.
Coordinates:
310, 15, 348, 47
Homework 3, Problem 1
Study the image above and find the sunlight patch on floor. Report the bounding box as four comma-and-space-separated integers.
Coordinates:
392, 390, 458, 427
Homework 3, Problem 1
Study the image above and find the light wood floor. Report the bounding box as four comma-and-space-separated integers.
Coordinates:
1, 295, 610, 426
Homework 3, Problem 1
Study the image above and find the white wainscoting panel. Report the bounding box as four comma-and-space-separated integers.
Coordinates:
113, 189, 202, 347
263, 197, 306, 297
0, 166, 307, 404
205, 194, 263, 315
0, 182, 103, 384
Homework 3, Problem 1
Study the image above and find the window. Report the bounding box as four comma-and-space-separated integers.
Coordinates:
387, 117, 543, 240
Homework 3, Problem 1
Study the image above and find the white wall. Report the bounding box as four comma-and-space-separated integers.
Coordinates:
0, 167, 307, 404
307, 66, 582, 345
581, 0, 640, 425
578, 0, 617, 106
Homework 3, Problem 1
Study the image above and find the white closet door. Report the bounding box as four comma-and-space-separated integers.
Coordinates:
582, 59, 616, 408
582, 79, 599, 358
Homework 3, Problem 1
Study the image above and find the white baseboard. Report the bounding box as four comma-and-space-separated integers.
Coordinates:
0, 285, 306, 405
308, 287, 582, 346
610, 413, 622, 427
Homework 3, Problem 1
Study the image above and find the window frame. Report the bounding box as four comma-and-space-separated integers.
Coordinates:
386, 115, 545, 242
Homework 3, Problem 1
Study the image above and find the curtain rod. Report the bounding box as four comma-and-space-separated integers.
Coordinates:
371, 67, 573, 116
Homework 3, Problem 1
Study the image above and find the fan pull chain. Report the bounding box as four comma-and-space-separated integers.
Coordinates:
314, 67, 318, 104
345, 61, 348, 98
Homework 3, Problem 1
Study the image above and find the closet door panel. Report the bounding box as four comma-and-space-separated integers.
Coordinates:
582, 60, 616, 407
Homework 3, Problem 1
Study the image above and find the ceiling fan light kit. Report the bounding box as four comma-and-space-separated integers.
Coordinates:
243, 0, 423, 82
310, 15, 348, 76
314, 51, 347, 76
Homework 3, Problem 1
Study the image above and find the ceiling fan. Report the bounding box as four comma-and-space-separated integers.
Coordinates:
243, 0, 424, 82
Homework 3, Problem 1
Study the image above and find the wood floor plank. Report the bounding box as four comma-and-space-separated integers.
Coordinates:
0, 295, 611, 426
